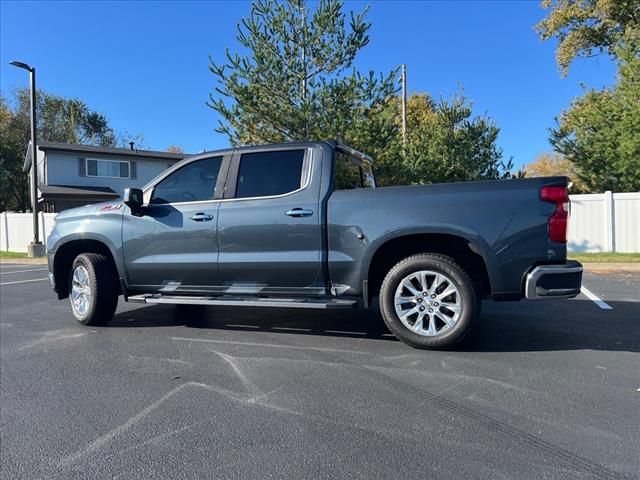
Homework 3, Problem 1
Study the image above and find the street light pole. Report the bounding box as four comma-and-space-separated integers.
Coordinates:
10, 60, 44, 257
401, 64, 407, 150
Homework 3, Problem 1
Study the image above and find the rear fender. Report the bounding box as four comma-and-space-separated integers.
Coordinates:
361, 225, 502, 293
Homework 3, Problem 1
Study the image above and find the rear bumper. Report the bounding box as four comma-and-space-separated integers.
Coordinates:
524, 261, 583, 300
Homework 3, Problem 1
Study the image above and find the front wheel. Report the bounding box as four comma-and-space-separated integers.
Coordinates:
68, 253, 118, 325
379, 254, 478, 350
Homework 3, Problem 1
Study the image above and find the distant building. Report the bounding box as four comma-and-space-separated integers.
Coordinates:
23, 141, 189, 212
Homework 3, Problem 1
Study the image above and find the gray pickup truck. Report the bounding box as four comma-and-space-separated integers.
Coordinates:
47, 141, 582, 349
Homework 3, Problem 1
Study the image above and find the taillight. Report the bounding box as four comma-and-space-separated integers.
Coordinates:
541, 185, 569, 243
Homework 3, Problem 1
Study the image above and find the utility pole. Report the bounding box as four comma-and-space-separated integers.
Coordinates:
10, 60, 45, 257
401, 64, 407, 149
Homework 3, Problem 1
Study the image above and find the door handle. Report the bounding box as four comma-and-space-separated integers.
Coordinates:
190, 212, 214, 221
285, 208, 313, 217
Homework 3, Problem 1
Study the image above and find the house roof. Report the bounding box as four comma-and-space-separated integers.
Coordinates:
39, 184, 120, 198
24, 141, 190, 172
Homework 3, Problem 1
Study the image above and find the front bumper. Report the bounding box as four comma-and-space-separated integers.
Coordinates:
524, 261, 583, 300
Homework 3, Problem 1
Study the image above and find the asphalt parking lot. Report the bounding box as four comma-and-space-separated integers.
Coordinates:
1, 264, 638, 480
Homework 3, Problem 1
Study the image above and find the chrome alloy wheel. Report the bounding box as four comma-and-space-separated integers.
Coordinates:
393, 270, 462, 337
71, 265, 92, 316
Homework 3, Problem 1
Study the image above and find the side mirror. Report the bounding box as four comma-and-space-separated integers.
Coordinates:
123, 188, 144, 216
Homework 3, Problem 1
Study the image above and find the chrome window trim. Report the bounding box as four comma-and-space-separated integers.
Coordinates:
142, 151, 233, 192
143, 148, 313, 208
143, 154, 227, 206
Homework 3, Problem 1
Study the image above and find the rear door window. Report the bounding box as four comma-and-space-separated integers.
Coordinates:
235, 150, 305, 199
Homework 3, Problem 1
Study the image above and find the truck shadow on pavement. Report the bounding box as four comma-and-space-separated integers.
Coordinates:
109, 299, 640, 353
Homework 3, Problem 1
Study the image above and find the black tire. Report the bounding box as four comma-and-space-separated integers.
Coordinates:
379, 254, 478, 350
68, 253, 118, 325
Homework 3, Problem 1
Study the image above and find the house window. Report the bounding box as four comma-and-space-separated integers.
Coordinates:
86, 158, 130, 178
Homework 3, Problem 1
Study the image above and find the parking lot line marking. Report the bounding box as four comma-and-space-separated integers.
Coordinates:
271, 326, 312, 332
325, 330, 367, 336
171, 336, 372, 355
0, 268, 48, 275
580, 286, 613, 310
0, 277, 49, 286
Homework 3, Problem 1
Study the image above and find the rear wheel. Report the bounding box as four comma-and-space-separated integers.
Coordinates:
68, 253, 118, 325
379, 254, 478, 349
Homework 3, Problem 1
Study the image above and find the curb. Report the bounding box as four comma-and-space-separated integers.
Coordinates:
0, 257, 48, 265
581, 263, 640, 273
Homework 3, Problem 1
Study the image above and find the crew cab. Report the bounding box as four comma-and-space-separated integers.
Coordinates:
47, 141, 583, 349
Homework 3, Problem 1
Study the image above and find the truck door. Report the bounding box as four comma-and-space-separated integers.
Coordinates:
122, 154, 229, 291
217, 147, 324, 294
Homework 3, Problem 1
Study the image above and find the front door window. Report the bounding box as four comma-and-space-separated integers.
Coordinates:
151, 157, 223, 204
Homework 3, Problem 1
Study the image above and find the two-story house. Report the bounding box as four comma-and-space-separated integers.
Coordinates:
23, 141, 189, 212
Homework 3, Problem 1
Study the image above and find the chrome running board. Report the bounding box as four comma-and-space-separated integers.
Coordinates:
127, 294, 357, 309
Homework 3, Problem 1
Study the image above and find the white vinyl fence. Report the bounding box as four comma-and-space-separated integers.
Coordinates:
1, 191, 639, 253
1, 212, 56, 253
568, 191, 640, 253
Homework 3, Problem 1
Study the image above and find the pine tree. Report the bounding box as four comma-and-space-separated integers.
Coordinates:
208, 0, 398, 154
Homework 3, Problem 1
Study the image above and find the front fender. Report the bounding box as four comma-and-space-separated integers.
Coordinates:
47, 210, 125, 286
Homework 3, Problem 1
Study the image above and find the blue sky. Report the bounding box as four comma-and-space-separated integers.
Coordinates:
1, 0, 616, 167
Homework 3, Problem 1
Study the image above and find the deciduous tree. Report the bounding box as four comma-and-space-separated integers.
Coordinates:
0, 95, 29, 211
166, 145, 185, 154
550, 38, 640, 192
524, 152, 587, 192
536, 0, 640, 76
0, 89, 117, 211
377, 94, 517, 186
12, 88, 116, 146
